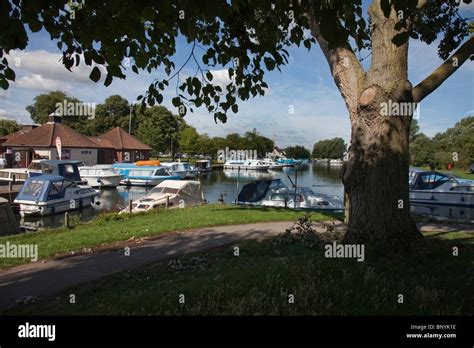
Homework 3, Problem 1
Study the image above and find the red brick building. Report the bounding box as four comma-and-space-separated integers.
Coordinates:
3, 119, 151, 167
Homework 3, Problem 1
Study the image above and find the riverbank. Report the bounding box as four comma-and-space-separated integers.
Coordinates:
0, 204, 341, 270
7, 221, 473, 315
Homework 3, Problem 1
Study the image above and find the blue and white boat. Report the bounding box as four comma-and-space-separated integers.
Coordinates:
276, 158, 302, 167
14, 174, 99, 216
112, 163, 182, 186
409, 168, 474, 208
160, 162, 199, 179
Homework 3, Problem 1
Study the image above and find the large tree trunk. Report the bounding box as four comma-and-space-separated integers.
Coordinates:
341, 3, 423, 251
308, 1, 425, 252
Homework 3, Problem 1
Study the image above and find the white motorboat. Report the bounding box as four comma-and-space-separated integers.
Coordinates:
0, 159, 43, 183
223, 159, 269, 171
329, 159, 344, 166
195, 160, 212, 173
161, 162, 199, 179
237, 179, 343, 210
79, 165, 123, 188
14, 174, 99, 216
124, 180, 206, 213
409, 168, 474, 208
261, 158, 285, 170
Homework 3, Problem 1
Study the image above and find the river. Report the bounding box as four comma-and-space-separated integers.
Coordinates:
14, 164, 473, 231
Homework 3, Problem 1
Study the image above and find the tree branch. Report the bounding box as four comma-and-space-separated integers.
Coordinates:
306, 10, 365, 118
412, 36, 474, 103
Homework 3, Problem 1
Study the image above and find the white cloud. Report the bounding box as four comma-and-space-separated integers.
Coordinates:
15, 74, 72, 92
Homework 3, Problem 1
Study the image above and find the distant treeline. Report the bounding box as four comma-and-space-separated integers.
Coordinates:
410, 116, 473, 169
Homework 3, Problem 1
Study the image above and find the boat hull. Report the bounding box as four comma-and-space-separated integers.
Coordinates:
409, 190, 474, 208
17, 194, 99, 217
82, 175, 123, 188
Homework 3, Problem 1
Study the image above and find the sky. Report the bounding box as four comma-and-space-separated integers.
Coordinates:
0, 3, 473, 150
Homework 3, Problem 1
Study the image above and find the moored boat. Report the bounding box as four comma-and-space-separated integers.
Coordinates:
223, 159, 269, 171
161, 162, 199, 179
14, 174, 99, 216
79, 165, 123, 188
112, 163, 182, 186
195, 160, 212, 173
409, 168, 474, 208
124, 180, 206, 213
237, 179, 343, 211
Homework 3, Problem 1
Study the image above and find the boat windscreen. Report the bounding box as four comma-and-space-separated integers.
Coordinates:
238, 180, 274, 202
21, 180, 46, 198
151, 187, 180, 194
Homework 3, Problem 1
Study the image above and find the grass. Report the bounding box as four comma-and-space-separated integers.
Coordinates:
417, 166, 474, 180
0, 204, 340, 270
7, 225, 473, 315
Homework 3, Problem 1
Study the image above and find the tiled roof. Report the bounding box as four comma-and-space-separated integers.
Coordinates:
99, 127, 152, 151
3, 123, 100, 148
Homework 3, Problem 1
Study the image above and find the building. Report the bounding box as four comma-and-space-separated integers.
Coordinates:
89, 127, 151, 163
2, 116, 151, 167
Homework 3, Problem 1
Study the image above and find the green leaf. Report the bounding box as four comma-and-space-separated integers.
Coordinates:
392, 32, 409, 47
104, 74, 112, 87
172, 97, 181, 107
89, 67, 101, 82
231, 104, 238, 113
380, 0, 391, 18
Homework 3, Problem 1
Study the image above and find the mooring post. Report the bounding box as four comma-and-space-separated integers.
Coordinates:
128, 199, 132, 213
166, 196, 170, 209
65, 212, 70, 228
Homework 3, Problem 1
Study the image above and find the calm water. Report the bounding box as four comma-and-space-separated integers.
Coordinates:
15, 164, 473, 230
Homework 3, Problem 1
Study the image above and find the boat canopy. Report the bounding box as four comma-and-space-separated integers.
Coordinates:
41, 160, 82, 182
16, 175, 75, 202
237, 179, 287, 203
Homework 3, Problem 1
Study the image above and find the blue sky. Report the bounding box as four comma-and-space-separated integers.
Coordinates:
0, 3, 473, 149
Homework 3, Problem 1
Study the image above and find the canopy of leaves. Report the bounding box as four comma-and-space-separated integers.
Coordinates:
410, 116, 474, 168
312, 137, 347, 159
285, 145, 311, 159
1, 0, 470, 122
0, 118, 21, 136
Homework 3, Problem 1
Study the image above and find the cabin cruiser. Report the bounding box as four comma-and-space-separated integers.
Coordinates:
14, 174, 99, 216
223, 169, 273, 180
237, 179, 343, 211
195, 159, 212, 173
124, 180, 206, 213
0, 159, 43, 183
224, 159, 269, 171
161, 162, 199, 179
79, 165, 123, 188
112, 163, 182, 186
409, 168, 474, 208
261, 159, 285, 170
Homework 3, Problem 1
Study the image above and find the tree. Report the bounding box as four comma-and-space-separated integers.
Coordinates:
409, 118, 420, 142
2, 1, 473, 252
313, 137, 346, 159
409, 133, 434, 167
0, 119, 21, 136
135, 106, 186, 158
285, 145, 311, 159
25, 91, 89, 133
91, 95, 133, 135
179, 126, 201, 155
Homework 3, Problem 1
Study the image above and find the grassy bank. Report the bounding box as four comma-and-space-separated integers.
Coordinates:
418, 166, 473, 180
8, 226, 473, 315
0, 204, 340, 270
